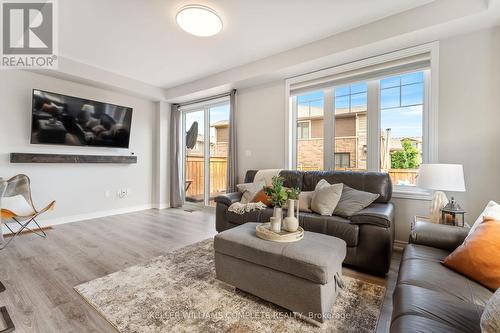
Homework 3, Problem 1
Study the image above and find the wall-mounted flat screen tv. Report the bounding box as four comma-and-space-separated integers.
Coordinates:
31, 89, 133, 148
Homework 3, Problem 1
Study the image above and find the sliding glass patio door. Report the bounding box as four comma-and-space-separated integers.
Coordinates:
182, 100, 230, 206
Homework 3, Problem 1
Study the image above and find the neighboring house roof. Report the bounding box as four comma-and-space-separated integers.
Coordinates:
297, 105, 366, 120
211, 120, 229, 128
389, 137, 422, 151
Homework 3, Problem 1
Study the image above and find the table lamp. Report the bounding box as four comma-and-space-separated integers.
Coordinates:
416, 164, 466, 223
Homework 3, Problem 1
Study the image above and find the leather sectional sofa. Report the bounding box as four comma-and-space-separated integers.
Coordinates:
215, 169, 395, 276
391, 221, 492, 332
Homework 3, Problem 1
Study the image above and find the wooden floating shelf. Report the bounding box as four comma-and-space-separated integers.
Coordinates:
10, 153, 137, 164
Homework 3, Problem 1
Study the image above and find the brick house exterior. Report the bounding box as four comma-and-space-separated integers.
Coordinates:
297, 106, 367, 170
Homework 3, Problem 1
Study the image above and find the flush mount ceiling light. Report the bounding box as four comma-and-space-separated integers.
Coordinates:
176, 5, 223, 37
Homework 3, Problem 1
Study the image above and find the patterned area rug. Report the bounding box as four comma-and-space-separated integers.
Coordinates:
75, 239, 385, 333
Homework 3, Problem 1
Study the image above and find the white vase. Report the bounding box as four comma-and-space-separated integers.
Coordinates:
270, 216, 281, 233
283, 199, 299, 232
273, 206, 282, 221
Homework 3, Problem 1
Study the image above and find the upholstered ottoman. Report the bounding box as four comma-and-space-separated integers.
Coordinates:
214, 222, 347, 324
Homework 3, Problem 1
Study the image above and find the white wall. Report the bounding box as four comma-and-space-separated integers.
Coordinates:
0, 70, 156, 227
237, 82, 286, 181
236, 26, 500, 243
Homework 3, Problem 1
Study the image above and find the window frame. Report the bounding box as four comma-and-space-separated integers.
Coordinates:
285, 43, 439, 200
296, 120, 311, 140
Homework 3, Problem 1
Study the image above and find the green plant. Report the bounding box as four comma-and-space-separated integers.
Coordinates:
264, 176, 289, 207
391, 139, 421, 169
287, 187, 301, 200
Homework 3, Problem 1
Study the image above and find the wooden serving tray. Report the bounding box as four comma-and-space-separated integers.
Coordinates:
256, 223, 304, 243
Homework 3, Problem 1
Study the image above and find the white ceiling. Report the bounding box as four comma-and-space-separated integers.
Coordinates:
59, 0, 436, 88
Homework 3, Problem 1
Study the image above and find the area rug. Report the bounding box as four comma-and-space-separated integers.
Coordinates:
75, 239, 385, 333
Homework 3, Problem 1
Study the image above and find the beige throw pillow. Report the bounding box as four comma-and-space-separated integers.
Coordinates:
298, 191, 313, 212
481, 288, 500, 333
311, 179, 343, 216
237, 181, 265, 204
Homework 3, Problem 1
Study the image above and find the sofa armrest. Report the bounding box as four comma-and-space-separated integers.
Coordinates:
409, 221, 469, 252
350, 203, 394, 228
214, 192, 242, 207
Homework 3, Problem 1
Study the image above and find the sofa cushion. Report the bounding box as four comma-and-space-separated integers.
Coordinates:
481, 288, 500, 333
299, 212, 359, 247
442, 217, 500, 291
333, 185, 379, 217
392, 284, 483, 333
226, 208, 274, 225
350, 203, 394, 228
214, 222, 346, 285
302, 170, 392, 203
397, 245, 493, 306
402, 244, 449, 262
278, 170, 304, 189
237, 181, 265, 204
391, 314, 480, 333
311, 180, 343, 216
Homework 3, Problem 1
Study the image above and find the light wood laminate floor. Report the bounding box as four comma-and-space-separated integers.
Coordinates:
0, 208, 401, 333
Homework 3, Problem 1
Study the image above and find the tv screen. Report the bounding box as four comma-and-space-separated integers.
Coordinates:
31, 89, 133, 148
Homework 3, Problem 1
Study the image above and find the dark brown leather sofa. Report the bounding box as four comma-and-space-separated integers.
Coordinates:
215, 170, 395, 276
390, 221, 492, 333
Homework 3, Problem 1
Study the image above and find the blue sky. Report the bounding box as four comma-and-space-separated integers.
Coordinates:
184, 103, 229, 138
298, 71, 424, 138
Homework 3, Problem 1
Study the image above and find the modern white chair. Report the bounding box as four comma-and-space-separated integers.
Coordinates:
0, 174, 55, 250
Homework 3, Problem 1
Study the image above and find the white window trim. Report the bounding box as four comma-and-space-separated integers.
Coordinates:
284, 42, 439, 200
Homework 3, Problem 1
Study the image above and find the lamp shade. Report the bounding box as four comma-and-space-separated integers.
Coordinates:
417, 164, 466, 192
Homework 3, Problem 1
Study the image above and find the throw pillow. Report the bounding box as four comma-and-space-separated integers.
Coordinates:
251, 188, 272, 207
311, 179, 343, 216
481, 288, 500, 333
468, 201, 500, 237
333, 185, 380, 218
442, 217, 500, 291
298, 191, 313, 212
1, 194, 35, 218
237, 181, 265, 204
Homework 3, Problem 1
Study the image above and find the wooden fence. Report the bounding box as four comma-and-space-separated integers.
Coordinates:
297, 165, 419, 185
186, 156, 227, 198
186, 157, 419, 198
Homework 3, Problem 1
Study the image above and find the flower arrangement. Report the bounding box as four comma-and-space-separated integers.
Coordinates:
264, 176, 301, 207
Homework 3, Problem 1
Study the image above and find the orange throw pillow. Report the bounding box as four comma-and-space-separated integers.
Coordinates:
252, 189, 272, 207
442, 217, 500, 291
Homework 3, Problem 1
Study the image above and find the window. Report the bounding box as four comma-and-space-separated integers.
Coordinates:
335, 153, 351, 169
296, 91, 324, 171
297, 121, 310, 140
334, 82, 367, 171
380, 72, 424, 186
287, 44, 437, 197
182, 100, 230, 207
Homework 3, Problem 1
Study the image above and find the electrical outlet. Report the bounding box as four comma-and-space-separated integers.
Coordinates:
117, 189, 127, 199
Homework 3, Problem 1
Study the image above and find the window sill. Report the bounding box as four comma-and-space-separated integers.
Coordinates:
392, 187, 432, 201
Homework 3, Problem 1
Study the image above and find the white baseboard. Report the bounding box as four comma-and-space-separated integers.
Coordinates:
393, 240, 408, 251
152, 203, 170, 209
1, 204, 154, 235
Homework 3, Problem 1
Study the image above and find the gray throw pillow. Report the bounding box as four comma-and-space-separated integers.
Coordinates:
237, 181, 265, 204
481, 288, 500, 333
311, 179, 343, 216
333, 185, 379, 218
